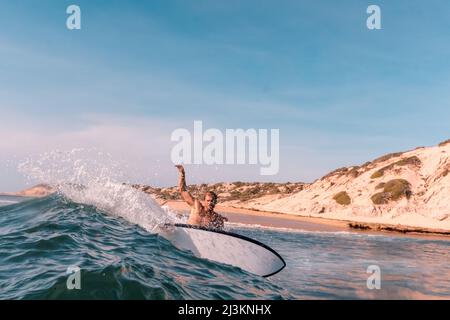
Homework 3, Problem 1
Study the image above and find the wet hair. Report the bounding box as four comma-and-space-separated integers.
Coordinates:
204, 191, 218, 204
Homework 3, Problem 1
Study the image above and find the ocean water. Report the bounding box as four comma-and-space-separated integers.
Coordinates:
2, 149, 449, 299
0, 195, 33, 206
1, 194, 449, 300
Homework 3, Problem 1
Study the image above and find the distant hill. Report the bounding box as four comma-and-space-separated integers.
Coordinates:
130, 181, 307, 203
5, 184, 55, 197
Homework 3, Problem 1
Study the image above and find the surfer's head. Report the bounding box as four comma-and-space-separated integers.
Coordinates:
204, 191, 218, 210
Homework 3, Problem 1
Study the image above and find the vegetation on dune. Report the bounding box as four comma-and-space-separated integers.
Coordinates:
370, 156, 422, 179
320, 165, 362, 180
321, 151, 420, 182
225, 182, 305, 201
375, 182, 385, 189
395, 156, 422, 167
371, 193, 388, 204
371, 179, 412, 205
347, 167, 361, 178
321, 167, 349, 180
371, 152, 404, 165
131, 181, 306, 202
438, 139, 450, 147
370, 170, 384, 179
333, 191, 351, 205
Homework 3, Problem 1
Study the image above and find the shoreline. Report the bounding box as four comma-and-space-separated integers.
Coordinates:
2, 192, 449, 239
161, 200, 450, 239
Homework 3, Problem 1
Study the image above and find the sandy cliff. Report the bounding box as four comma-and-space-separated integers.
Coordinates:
230, 140, 450, 231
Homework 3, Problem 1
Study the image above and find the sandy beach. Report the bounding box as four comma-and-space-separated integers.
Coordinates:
161, 200, 349, 231
159, 200, 450, 239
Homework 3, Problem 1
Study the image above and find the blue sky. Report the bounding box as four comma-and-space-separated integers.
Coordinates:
1, 0, 450, 190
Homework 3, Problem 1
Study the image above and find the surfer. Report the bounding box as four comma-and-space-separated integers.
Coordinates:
175, 165, 228, 230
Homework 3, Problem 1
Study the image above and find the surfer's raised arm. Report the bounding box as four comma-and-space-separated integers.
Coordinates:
175, 165, 197, 207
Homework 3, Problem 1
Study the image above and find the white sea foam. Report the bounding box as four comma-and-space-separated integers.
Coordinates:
18, 148, 175, 233
226, 221, 376, 237
0, 200, 18, 205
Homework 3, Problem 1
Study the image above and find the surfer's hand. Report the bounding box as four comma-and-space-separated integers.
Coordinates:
175, 165, 185, 173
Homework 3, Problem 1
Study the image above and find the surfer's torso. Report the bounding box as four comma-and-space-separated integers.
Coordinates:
188, 201, 225, 230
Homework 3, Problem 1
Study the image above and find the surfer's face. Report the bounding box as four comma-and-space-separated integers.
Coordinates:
204, 194, 216, 210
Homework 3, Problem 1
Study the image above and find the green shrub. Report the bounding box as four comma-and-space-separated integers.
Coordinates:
370, 156, 421, 179
371, 179, 411, 205
371, 192, 390, 205
333, 191, 351, 205
394, 156, 421, 167
375, 182, 385, 189
371, 170, 383, 179
384, 179, 412, 200
372, 152, 403, 164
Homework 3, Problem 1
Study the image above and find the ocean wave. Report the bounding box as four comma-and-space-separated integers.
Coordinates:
0, 195, 288, 300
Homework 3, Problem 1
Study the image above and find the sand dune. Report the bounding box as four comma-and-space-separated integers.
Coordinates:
224, 139, 450, 231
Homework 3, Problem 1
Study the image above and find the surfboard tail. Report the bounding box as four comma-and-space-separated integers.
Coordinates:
160, 223, 286, 277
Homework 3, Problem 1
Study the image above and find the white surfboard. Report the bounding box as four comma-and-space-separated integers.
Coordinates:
160, 223, 286, 277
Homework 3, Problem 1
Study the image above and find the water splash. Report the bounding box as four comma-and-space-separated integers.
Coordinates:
18, 148, 175, 233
